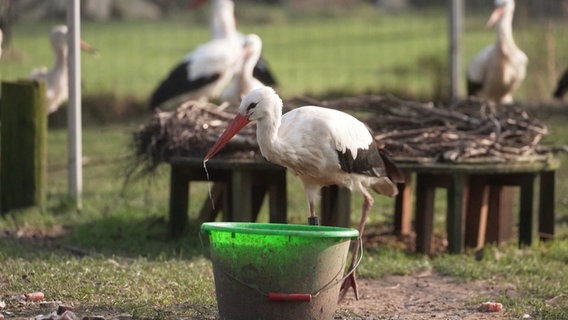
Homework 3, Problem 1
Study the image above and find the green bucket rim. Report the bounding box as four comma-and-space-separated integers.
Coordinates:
201, 222, 359, 238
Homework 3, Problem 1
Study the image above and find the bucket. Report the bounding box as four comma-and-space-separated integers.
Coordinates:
200, 222, 360, 320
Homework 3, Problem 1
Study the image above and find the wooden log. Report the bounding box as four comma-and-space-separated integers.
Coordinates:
1, 80, 47, 213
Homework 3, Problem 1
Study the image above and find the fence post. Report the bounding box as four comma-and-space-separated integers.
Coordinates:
449, 0, 464, 100
1, 80, 47, 214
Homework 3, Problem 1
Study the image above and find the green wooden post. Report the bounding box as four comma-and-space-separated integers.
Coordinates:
1, 80, 47, 214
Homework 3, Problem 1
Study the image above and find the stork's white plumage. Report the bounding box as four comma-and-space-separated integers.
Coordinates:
220, 34, 264, 104
29, 25, 97, 114
149, 0, 242, 109
204, 86, 404, 300
466, 0, 527, 104
193, 0, 278, 87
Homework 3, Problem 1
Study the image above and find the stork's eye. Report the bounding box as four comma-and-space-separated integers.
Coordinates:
246, 102, 258, 112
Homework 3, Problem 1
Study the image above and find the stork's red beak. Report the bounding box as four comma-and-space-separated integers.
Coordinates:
189, 0, 209, 9
80, 40, 99, 57
486, 6, 505, 28
204, 113, 251, 161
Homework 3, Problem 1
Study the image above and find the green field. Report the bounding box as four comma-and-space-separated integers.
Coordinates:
1, 4, 568, 319
2, 4, 568, 103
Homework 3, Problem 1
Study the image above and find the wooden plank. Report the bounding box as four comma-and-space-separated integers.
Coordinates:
446, 173, 467, 254
268, 170, 288, 223
485, 186, 514, 244
395, 158, 560, 175
518, 174, 537, 247
465, 176, 489, 249
414, 173, 437, 255
251, 184, 268, 221
539, 171, 555, 240
321, 185, 351, 227
230, 169, 253, 222
198, 183, 225, 222
1, 80, 47, 213
394, 172, 413, 235
168, 165, 190, 238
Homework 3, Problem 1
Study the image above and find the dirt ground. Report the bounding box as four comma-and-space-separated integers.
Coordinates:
335, 273, 514, 320
2, 228, 515, 320
2, 273, 513, 320
331, 228, 514, 320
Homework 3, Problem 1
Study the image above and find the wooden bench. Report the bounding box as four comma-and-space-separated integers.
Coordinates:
167, 156, 287, 237
393, 157, 560, 254
167, 156, 560, 255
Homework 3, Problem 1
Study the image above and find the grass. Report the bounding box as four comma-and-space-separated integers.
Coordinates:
2, 4, 568, 104
1, 3, 568, 319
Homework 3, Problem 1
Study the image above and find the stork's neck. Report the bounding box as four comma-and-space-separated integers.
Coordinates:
210, 0, 237, 39
495, 10, 519, 55
239, 50, 260, 94
255, 107, 284, 161
53, 45, 68, 73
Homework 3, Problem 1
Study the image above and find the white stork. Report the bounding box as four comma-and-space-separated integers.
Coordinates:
149, 0, 243, 109
553, 68, 568, 99
29, 25, 97, 114
220, 34, 264, 104
466, 0, 527, 104
191, 0, 278, 87
204, 86, 404, 300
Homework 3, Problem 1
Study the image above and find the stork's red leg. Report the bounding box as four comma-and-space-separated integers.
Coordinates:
339, 192, 373, 301
307, 199, 319, 225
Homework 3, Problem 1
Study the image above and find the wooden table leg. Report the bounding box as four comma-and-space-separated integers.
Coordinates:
230, 169, 253, 222
321, 185, 351, 227
485, 185, 514, 244
414, 173, 437, 255
198, 183, 225, 222
446, 173, 467, 254
465, 175, 489, 249
518, 174, 537, 246
251, 184, 268, 221
394, 172, 413, 235
539, 171, 555, 240
268, 170, 288, 223
168, 165, 190, 238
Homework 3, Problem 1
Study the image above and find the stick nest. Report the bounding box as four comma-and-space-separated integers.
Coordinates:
289, 95, 553, 163
129, 95, 554, 177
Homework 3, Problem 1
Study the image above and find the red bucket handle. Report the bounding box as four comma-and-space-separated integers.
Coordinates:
268, 292, 312, 302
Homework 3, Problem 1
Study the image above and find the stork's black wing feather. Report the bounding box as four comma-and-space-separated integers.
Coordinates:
553, 68, 568, 99
149, 60, 220, 109
467, 78, 483, 97
253, 55, 278, 87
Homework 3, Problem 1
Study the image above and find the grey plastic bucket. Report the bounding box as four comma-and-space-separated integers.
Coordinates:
201, 222, 360, 320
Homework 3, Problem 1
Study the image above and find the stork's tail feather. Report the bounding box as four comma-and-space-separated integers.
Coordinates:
371, 178, 399, 197
378, 149, 405, 184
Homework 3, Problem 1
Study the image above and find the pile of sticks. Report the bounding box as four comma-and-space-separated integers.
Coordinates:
130, 100, 258, 176
130, 95, 553, 177
292, 95, 551, 163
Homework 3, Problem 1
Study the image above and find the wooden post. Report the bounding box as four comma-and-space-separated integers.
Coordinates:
67, 0, 83, 210
321, 185, 351, 228
448, 0, 463, 100
1, 80, 47, 213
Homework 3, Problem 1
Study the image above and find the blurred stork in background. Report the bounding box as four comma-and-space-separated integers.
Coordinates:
148, 0, 243, 109
29, 25, 97, 114
553, 68, 568, 99
0, 28, 3, 59
192, 0, 278, 87
466, 0, 527, 104
220, 34, 265, 104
